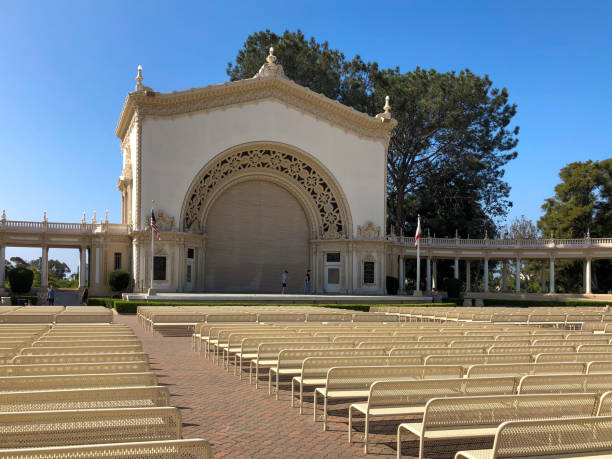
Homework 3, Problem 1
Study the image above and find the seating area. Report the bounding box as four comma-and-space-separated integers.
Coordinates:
151, 304, 612, 457
0, 315, 211, 458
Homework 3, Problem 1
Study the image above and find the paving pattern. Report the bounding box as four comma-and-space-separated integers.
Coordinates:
117, 314, 490, 458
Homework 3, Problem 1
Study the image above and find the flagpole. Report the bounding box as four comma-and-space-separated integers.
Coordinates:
416, 215, 421, 296
148, 200, 156, 296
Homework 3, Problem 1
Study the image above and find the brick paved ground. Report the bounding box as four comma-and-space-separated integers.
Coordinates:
117, 314, 491, 459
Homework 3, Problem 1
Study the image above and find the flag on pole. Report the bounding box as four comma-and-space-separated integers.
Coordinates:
150, 210, 160, 240
414, 216, 422, 247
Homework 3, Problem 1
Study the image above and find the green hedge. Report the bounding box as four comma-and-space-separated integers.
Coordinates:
87, 298, 115, 308
483, 299, 612, 307
10, 295, 38, 305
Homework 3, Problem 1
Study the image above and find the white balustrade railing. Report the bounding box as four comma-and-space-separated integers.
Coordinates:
0, 220, 131, 235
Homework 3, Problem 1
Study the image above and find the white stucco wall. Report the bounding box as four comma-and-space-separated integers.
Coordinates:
138, 99, 386, 236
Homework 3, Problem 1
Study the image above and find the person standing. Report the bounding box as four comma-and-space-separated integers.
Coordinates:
281, 270, 288, 294
47, 285, 55, 306
304, 269, 312, 294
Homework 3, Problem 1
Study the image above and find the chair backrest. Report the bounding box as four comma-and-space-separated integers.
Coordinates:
0, 372, 157, 392
19, 345, 142, 355
256, 342, 349, 360
578, 344, 612, 352
367, 376, 515, 409
150, 313, 205, 323
325, 365, 463, 390
425, 353, 531, 367
587, 361, 612, 374
422, 393, 597, 428
225, 332, 309, 347
12, 352, 149, 365
597, 391, 612, 415
534, 338, 609, 346
306, 313, 352, 322
0, 407, 181, 448
257, 313, 306, 322
32, 340, 142, 348
518, 373, 612, 396
489, 345, 576, 354
467, 362, 585, 378
206, 314, 258, 323
536, 352, 612, 363
490, 416, 612, 458
389, 347, 487, 356
0, 386, 170, 412
0, 361, 149, 377
351, 313, 398, 322
300, 355, 422, 378
279, 348, 386, 370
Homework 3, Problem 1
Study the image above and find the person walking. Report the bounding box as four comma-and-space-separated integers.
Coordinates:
303, 269, 312, 294
81, 286, 89, 306
47, 285, 55, 306
281, 270, 288, 294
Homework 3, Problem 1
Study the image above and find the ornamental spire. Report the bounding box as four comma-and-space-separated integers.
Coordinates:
252, 46, 286, 79
375, 95, 392, 121
135, 65, 144, 91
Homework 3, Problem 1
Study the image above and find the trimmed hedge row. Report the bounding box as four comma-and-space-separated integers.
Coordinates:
87, 298, 115, 308
10, 295, 38, 305
482, 299, 612, 307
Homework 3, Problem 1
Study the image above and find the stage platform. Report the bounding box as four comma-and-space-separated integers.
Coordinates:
123, 292, 432, 304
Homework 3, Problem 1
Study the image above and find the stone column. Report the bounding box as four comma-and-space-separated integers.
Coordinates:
540, 263, 546, 293
585, 258, 592, 294
465, 260, 471, 292
515, 258, 521, 293
432, 260, 437, 290
501, 261, 508, 292
426, 257, 432, 292
79, 247, 87, 288
41, 246, 49, 288
483, 258, 489, 293
549, 258, 555, 293
454, 257, 459, 279
398, 255, 405, 294
0, 244, 5, 287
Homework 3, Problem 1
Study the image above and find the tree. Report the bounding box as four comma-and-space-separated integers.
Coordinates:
48, 260, 70, 280
8, 267, 34, 294
538, 160, 612, 292
9, 257, 28, 268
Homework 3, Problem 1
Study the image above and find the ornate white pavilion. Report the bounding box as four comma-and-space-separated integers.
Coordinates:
1, 50, 610, 298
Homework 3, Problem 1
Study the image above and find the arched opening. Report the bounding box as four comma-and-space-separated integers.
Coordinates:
204, 180, 310, 293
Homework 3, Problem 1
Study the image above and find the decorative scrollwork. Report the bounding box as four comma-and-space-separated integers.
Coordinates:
183, 148, 346, 238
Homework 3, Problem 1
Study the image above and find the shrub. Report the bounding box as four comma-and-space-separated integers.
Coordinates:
386, 276, 399, 295
108, 270, 130, 292
10, 295, 38, 305
8, 267, 34, 294
444, 277, 463, 299
87, 297, 115, 308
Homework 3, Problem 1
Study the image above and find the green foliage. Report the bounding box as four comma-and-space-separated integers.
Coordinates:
10, 295, 38, 305
482, 299, 611, 307
538, 159, 612, 293
386, 276, 399, 295
87, 297, 115, 308
8, 267, 34, 294
443, 277, 463, 299
227, 30, 519, 238
108, 270, 130, 292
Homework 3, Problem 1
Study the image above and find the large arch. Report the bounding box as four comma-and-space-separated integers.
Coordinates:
180, 142, 352, 239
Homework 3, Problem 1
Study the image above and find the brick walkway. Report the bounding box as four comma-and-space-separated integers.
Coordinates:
117, 314, 489, 458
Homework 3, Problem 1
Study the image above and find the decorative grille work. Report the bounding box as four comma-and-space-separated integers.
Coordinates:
183, 148, 345, 238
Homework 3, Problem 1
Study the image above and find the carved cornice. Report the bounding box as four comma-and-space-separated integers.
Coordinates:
115, 76, 396, 142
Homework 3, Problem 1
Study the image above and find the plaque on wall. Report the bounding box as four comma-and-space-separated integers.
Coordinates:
363, 261, 375, 284
326, 252, 341, 263
154, 256, 167, 281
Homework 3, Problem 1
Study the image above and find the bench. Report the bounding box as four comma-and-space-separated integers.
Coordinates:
0, 361, 149, 376
425, 353, 532, 369
455, 416, 612, 459
0, 372, 157, 392
0, 407, 182, 448
0, 386, 169, 412
466, 362, 586, 378
536, 352, 612, 363
349, 376, 516, 453
270, 349, 388, 398
0, 439, 211, 459
397, 393, 598, 459
588, 361, 612, 374
32, 339, 142, 348
19, 345, 143, 355
12, 352, 149, 365
314, 364, 464, 430
518, 373, 612, 396
290, 355, 422, 410
488, 345, 577, 354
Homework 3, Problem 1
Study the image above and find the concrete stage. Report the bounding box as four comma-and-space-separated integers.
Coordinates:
123, 292, 433, 304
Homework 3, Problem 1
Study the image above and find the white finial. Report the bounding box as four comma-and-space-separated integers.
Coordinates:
105, 209, 109, 223
43, 210, 48, 223
1, 209, 5, 222
384, 96, 391, 114
135, 65, 144, 91
266, 47, 277, 64
92, 211, 97, 224
81, 212, 86, 224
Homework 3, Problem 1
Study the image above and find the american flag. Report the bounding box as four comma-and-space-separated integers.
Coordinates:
150, 210, 160, 240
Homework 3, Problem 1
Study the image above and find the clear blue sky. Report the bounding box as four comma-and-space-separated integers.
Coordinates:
1, 0, 611, 272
